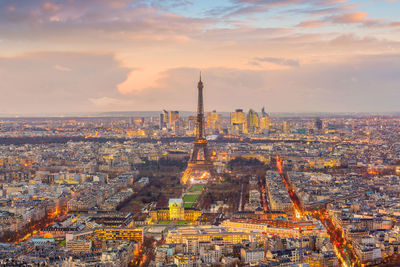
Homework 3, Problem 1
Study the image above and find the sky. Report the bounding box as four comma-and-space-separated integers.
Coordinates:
0, 0, 399, 115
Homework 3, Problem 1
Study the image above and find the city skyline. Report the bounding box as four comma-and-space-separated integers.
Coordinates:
1, 2, 399, 264
1, 0, 400, 115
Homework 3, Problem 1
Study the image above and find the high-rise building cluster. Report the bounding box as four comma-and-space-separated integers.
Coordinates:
230, 108, 270, 134
160, 110, 180, 131
158, 107, 273, 136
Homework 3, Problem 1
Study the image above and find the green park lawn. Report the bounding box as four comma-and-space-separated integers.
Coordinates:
188, 184, 205, 192
183, 194, 200, 203
183, 202, 195, 208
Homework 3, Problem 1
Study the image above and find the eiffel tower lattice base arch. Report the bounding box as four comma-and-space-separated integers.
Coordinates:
181, 139, 217, 185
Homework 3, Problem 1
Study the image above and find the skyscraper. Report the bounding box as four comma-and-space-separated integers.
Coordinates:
230, 109, 247, 134
283, 121, 291, 134
188, 116, 197, 135
260, 107, 270, 133
315, 117, 323, 131
160, 110, 168, 129
206, 110, 221, 134
169, 111, 179, 129
247, 109, 259, 134
174, 119, 185, 136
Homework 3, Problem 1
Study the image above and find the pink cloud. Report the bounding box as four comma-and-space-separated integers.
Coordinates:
296, 19, 326, 28
326, 11, 400, 29
42, 2, 61, 12
388, 22, 400, 27
0, 52, 130, 114
112, 56, 400, 113
329, 11, 368, 23
369, 21, 400, 28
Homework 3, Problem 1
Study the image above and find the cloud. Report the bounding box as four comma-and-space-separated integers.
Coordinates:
286, 4, 355, 16
1, 52, 399, 114
54, 64, 71, 72
0, 52, 131, 114
42, 2, 61, 12
224, 4, 270, 17
322, 11, 400, 29
231, 0, 349, 9
0, 0, 213, 45
386, 21, 400, 28
89, 97, 120, 106
296, 19, 326, 28
211, 0, 352, 17
328, 11, 368, 23
363, 20, 400, 29
253, 57, 300, 67
110, 54, 400, 113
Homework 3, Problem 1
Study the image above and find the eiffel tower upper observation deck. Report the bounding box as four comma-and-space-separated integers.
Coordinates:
181, 74, 217, 185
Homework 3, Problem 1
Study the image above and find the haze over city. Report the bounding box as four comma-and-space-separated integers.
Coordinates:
0, 0, 400, 115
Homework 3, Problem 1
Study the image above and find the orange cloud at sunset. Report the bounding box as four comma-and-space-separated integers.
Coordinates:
329, 11, 368, 23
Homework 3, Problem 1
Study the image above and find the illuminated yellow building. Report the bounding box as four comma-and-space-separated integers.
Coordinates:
260, 107, 270, 133
160, 110, 169, 129
306, 158, 341, 169
221, 220, 298, 238
166, 226, 257, 244
206, 111, 221, 132
220, 220, 328, 238
169, 199, 185, 220
247, 109, 259, 134
283, 121, 291, 134
174, 254, 201, 266
184, 209, 202, 222
66, 240, 92, 253
126, 129, 146, 137
230, 109, 247, 134
259, 115, 270, 131
169, 111, 179, 129
323, 158, 341, 168
71, 228, 143, 247
150, 199, 201, 222
150, 209, 169, 221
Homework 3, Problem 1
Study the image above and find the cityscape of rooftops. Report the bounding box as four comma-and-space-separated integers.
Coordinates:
0, 0, 399, 266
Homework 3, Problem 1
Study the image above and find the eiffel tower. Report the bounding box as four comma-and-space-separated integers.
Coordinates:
181, 74, 217, 185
